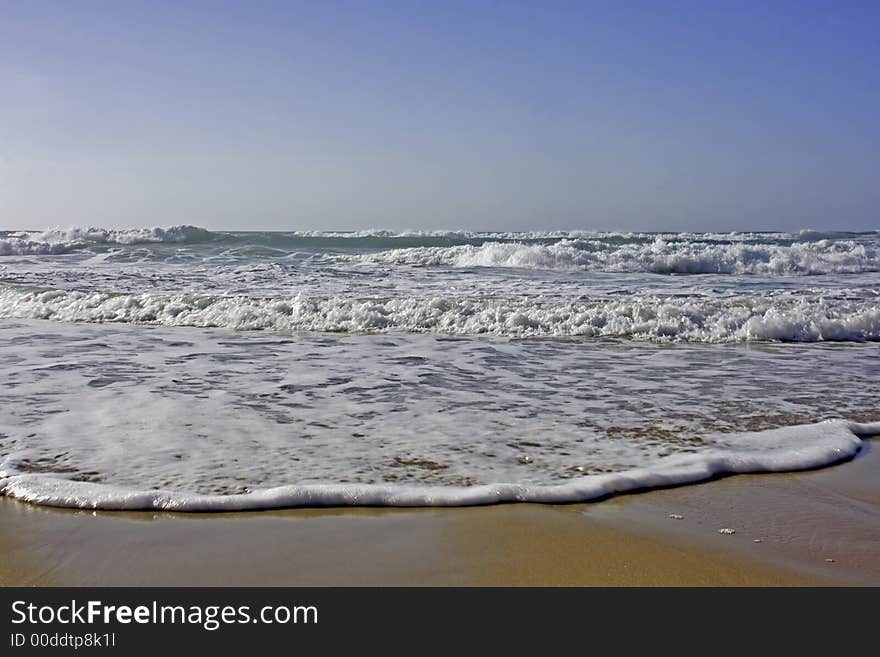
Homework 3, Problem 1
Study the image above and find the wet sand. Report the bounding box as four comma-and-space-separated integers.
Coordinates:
1, 441, 877, 587
585, 440, 880, 586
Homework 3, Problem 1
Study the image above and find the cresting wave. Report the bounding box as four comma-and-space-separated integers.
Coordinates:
2, 225, 879, 277
349, 237, 880, 275
0, 225, 216, 255
2, 285, 878, 342
2, 420, 878, 510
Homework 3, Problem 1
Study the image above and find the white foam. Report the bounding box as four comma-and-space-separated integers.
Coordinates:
2, 319, 877, 511
4, 226, 878, 266
2, 420, 877, 510
0, 238, 70, 256
350, 236, 879, 275
237, 228, 877, 242
2, 226, 878, 512
2, 286, 878, 342
0, 225, 216, 255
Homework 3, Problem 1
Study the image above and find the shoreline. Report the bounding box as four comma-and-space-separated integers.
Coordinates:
4, 418, 877, 511
1, 441, 878, 586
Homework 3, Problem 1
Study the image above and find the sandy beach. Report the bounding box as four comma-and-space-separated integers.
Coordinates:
2, 439, 877, 587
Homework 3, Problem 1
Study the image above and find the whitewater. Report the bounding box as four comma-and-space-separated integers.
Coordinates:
0, 226, 878, 510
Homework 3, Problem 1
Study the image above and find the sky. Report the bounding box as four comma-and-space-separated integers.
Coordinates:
1, 0, 878, 232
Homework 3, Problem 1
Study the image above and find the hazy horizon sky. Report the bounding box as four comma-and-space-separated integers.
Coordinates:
1, 0, 878, 232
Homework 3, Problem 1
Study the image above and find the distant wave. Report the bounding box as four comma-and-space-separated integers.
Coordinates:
3, 225, 878, 261
0, 225, 219, 255
283, 228, 879, 242
348, 237, 879, 276
2, 285, 878, 342
3, 420, 878, 510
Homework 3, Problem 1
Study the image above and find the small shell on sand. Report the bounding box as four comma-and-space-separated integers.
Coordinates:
718, 528, 736, 535
668, 514, 684, 520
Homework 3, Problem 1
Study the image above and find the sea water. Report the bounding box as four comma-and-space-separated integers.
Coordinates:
1, 227, 878, 509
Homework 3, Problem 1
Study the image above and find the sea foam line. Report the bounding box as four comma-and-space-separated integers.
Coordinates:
1, 420, 878, 511
2, 286, 879, 342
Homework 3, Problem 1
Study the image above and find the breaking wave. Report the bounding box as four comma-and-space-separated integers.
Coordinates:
350, 237, 880, 276
0, 225, 219, 255
3, 226, 878, 277
2, 285, 878, 342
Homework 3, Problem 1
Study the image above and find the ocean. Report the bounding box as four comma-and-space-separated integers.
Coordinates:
1, 226, 878, 510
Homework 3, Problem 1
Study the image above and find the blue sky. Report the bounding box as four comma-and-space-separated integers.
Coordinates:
1, 0, 878, 231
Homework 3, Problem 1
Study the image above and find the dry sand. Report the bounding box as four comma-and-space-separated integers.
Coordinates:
2, 441, 877, 587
